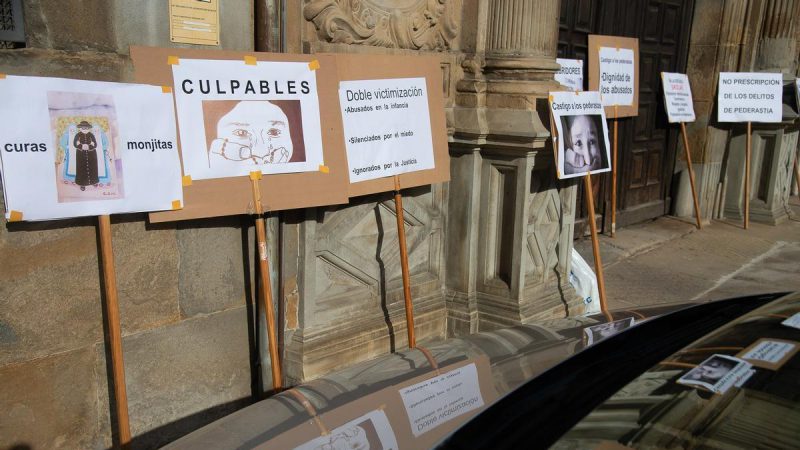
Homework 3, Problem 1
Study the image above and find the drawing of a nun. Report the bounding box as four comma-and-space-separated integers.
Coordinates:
62, 120, 111, 190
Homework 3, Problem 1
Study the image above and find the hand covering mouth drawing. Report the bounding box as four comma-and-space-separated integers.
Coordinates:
208, 101, 293, 167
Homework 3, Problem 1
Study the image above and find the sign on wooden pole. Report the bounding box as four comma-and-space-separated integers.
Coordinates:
717, 72, 783, 229
0, 75, 183, 446
335, 53, 450, 349
131, 47, 351, 389
662, 72, 702, 229
588, 35, 639, 237
549, 91, 612, 316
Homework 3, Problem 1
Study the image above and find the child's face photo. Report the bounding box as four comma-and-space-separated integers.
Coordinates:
569, 115, 600, 168
559, 113, 609, 177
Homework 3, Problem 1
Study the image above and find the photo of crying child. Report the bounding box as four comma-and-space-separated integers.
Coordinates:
560, 114, 610, 177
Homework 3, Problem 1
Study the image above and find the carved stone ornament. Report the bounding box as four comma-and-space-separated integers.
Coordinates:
303, 0, 459, 51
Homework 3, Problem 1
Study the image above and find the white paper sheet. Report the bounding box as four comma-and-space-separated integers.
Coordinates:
338, 77, 435, 183
172, 59, 324, 180
717, 72, 783, 123
555, 58, 584, 92
0, 76, 182, 221
293, 409, 398, 450
661, 72, 696, 123
399, 363, 484, 437
598, 47, 635, 107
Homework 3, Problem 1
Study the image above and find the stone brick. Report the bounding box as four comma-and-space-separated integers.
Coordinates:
0, 346, 105, 449
0, 48, 129, 82
23, 0, 116, 52
0, 216, 104, 364
689, 0, 724, 45
685, 45, 719, 101
177, 217, 249, 318
122, 306, 253, 448
111, 217, 181, 334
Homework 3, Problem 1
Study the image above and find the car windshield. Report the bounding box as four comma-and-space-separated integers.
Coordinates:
437, 292, 800, 450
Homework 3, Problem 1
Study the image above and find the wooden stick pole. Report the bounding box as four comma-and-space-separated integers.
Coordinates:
250, 174, 282, 391
97, 215, 132, 448
680, 122, 702, 229
611, 105, 619, 237
793, 152, 800, 197
394, 175, 416, 348
583, 173, 611, 321
744, 122, 751, 230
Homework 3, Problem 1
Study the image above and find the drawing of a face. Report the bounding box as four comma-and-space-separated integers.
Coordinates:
208, 101, 293, 165
315, 425, 370, 450
568, 115, 601, 170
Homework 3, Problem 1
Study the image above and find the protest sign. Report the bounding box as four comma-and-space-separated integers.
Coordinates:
172, 58, 325, 180
0, 75, 182, 221
717, 72, 783, 123
588, 35, 639, 118
555, 58, 584, 92
661, 72, 696, 123
333, 53, 449, 198
130, 46, 349, 221
550, 91, 612, 179
339, 77, 435, 184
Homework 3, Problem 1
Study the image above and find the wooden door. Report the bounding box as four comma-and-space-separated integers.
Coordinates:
559, 0, 694, 232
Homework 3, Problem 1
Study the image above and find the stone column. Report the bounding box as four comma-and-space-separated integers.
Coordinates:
755, 0, 800, 74
448, 0, 582, 335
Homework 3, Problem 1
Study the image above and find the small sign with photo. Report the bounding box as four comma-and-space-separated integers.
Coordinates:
676, 354, 754, 394
583, 317, 635, 346
550, 91, 612, 179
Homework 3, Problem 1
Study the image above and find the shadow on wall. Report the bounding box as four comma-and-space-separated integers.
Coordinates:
128, 397, 253, 449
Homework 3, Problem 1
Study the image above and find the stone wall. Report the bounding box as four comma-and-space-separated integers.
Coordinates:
674, 0, 800, 223
0, 0, 583, 447
0, 2, 263, 449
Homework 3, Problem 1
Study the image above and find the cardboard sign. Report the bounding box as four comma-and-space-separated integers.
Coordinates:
259, 357, 496, 450
676, 354, 754, 394
661, 72, 696, 123
555, 58, 584, 92
169, 0, 220, 46
0, 75, 182, 221
550, 91, 612, 179
737, 338, 798, 370
717, 72, 783, 123
172, 59, 325, 180
339, 77, 435, 183
588, 35, 639, 118
333, 53, 450, 198
130, 46, 349, 222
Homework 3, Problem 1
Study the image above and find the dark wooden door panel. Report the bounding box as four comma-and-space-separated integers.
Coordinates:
560, 0, 693, 234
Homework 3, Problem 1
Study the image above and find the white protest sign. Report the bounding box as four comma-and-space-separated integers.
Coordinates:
0, 76, 182, 221
782, 312, 800, 330
598, 47, 635, 107
339, 77, 435, 183
550, 91, 612, 179
555, 58, 584, 92
661, 72, 696, 123
398, 362, 484, 437
172, 59, 324, 180
717, 72, 783, 123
